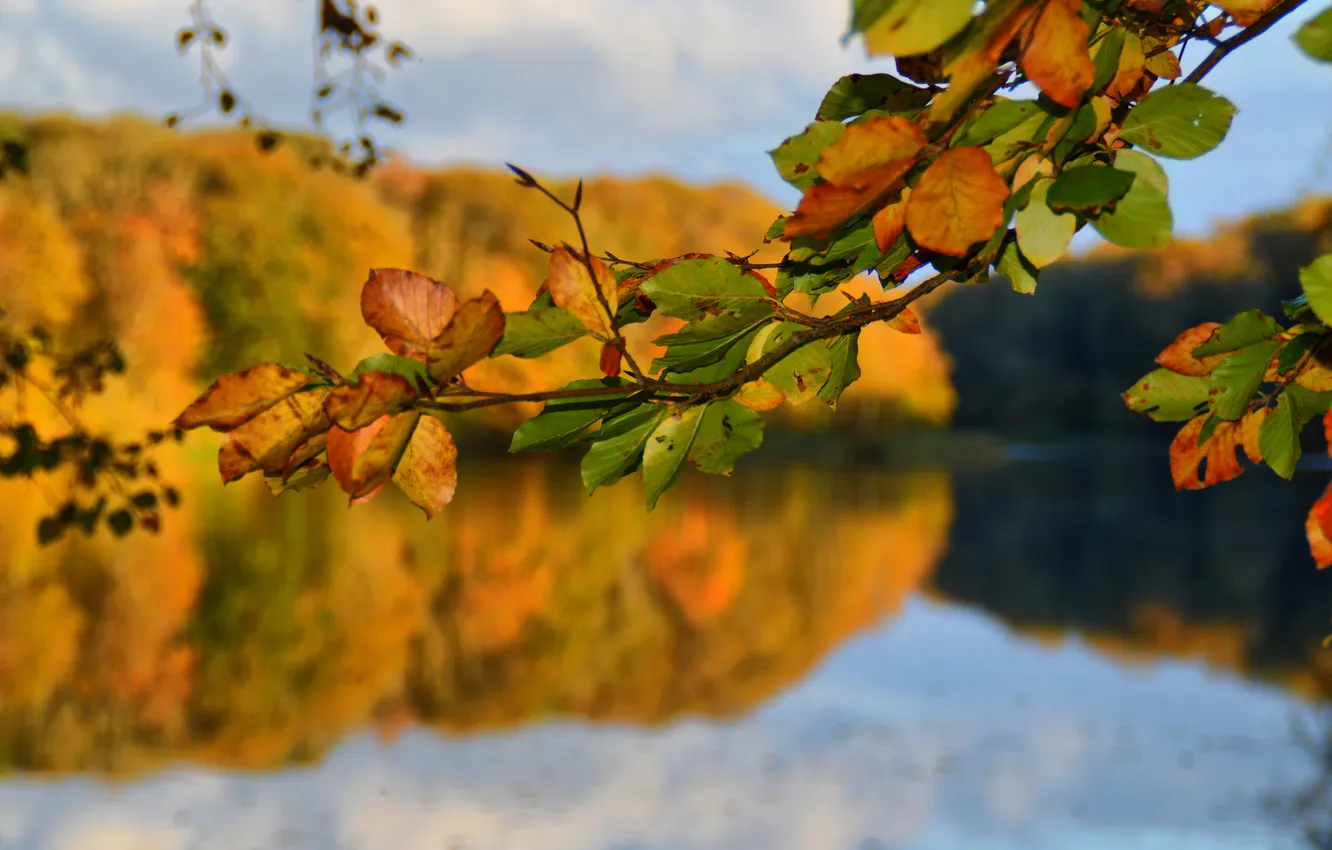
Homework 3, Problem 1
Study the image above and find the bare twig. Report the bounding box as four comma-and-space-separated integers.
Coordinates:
1184, 0, 1310, 85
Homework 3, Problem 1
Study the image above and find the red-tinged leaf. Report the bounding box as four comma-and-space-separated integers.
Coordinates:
323, 372, 418, 431
1324, 408, 1332, 451
1020, 0, 1095, 108
815, 117, 928, 188
1169, 414, 1257, 490
886, 307, 923, 334
1155, 322, 1225, 376
600, 341, 623, 378
872, 193, 909, 253
392, 415, 458, 518
1214, 0, 1279, 26
784, 117, 927, 240
218, 438, 259, 484
545, 246, 617, 337
733, 379, 785, 411
327, 411, 420, 502
427, 290, 505, 382
227, 389, 333, 476
887, 253, 925, 284
361, 268, 459, 362
1308, 483, 1332, 568
905, 147, 1009, 258
745, 269, 777, 298
175, 364, 313, 431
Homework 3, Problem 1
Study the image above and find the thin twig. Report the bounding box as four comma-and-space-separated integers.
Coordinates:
1184, 0, 1310, 85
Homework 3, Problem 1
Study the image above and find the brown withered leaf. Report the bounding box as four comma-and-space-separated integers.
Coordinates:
1154, 322, 1225, 376
887, 307, 923, 334
218, 438, 259, 484
733, 379, 785, 411
905, 146, 1009, 257
225, 389, 333, 476
545, 246, 617, 338
1169, 412, 1264, 490
1019, 0, 1095, 108
327, 410, 420, 502
599, 341, 623, 378
427, 290, 506, 383
784, 117, 926, 240
280, 431, 329, 480
1308, 481, 1332, 569
361, 268, 459, 362
175, 363, 313, 431
392, 414, 458, 518
872, 191, 909, 253
323, 372, 418, 431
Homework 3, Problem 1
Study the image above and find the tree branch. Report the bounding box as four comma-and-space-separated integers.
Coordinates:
1184, 0, 1310, 85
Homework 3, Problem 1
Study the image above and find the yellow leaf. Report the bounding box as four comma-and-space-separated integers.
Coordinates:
733, 379, 785, 411
392, 414, 458, 518
1106, 32, 1145, 101
218, 438, 259, 484
1214, 0, 1279, 26
427, 290, 506, 382
887, 307, 923, 335
360, 268, 459, 363
872, 190, 910, 253
224, 389, 333, 478
904, 146, 1009, 257
1019, 0, 1095, 108
545, 246, 617, 338
1012, 154, 1053, 193
323, 371, 419, 431
174, 363, 313, 431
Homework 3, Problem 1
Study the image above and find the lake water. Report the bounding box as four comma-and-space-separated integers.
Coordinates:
0, 446, 1329, 849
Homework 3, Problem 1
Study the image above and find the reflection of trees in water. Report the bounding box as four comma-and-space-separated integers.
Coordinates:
0, 461, 951, 774
933, 454, 1332, 701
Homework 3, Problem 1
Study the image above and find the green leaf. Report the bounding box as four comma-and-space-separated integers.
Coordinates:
1259, 394, 1301, 480
816, 73, 931, 121
1277, 332, 1322, 375
856, 0, 976, 57
1209, 340, 1280, 421
996, 235, 1039, 294
1090, 154, 1172, 249
1192, 309, 1283, 357
756, 322, 832, 405
1053, 104, 1100, 163
763, 216, 787, 243
1288, 383, 1332, 426
509, 378, 633, 453
1284, 293, 1315, 323
639, 257, 772, 322
492, 306, 588, 358
1122, 368, 1210, 422
1118, 83, 1236, 160
651, 319, 767, 375
688, 400, 764, 476
348, 353, 431, 386
642, 406, 707, 510
955, 99, 1044, 147
769, 121, 845, 191
1091, 27, 1127, 92
581, 405, 668, 495
1046, 166, 1135, 216
819, 330, 862, 408
1015, 180, 1076, 268
1298, 254, 1332, 325
1294, 6, 1332, 62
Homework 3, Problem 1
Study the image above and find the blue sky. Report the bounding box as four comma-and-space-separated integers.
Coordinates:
0, 0, 1327, 238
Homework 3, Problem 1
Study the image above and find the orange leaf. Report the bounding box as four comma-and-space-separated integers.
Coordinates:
323, 372, 418, 431
1154, 322, 1224, 376
545, 246, 617, 338
1240, 406, 1267, 464
784, 118, 926, 240
905, 146, 1009, 258
223, 389, 333, 479
392, 414, 458, 518
361, 268, 459, 362
599, 341, 623, 378
931, 4, 1039, 122
1013, 155, 1053, 193
1324, 408, 1332, 451
887, 307, 922, 334
1106, 32, 1145, 101
327, 411, 420, 502
218, 439, 258, 484
1307, 483, 1332, 569
175, 363, 313, 431
815, 117, 928, 189
872, 192, 909, 253
1019, 0, 1095, 108
1214, 0, 1279, 26
733, 379, 785, 411
1169, 414, 1259, 490
427, 290, 506, 382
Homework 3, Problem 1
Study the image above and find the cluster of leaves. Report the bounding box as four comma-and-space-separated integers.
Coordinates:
173, 0, 1332, 533
167, 0, 414, 175
0, 311, 182, 544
